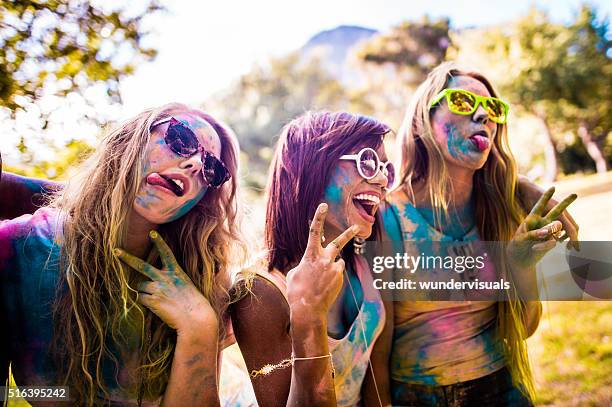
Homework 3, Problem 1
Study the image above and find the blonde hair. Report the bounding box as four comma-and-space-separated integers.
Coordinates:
397, 61, 535, 400
49, 103, 245, 404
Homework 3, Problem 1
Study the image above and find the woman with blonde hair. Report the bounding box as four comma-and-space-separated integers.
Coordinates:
0, 103, 243, 405
379, 62, 577, 406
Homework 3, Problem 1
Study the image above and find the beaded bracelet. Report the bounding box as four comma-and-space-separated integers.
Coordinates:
250, 353, 335, 379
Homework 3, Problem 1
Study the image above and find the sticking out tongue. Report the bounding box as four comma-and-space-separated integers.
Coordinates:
470, 134, 490, 152
146, 173, 180, 196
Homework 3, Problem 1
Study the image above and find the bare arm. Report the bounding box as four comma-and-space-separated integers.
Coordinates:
162, 325, 220, 406
230, 278, 293, 407
232, 203, 358, 407
115, 231, 221, 406
232, 278, 337, 406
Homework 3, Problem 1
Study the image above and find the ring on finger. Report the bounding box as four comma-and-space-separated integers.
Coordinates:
548, 223, 563, 235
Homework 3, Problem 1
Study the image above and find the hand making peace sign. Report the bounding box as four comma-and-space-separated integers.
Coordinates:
508, 187, 577, 270
114, 231, 218, 334
286, 203, 359, 319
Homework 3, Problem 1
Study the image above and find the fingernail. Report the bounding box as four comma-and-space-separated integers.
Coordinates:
113, 248, 122, 257
149, 230, 159, 239
320, 203, 328, 212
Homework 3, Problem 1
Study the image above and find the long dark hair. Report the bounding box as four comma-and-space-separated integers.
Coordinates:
265, 111, 390, 273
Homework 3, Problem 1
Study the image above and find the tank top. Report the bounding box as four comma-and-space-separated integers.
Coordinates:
242, 255, 386, 407
386, 190, 506, 386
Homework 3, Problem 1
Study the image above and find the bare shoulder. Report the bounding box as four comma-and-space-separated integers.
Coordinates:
230, 276, 290, 334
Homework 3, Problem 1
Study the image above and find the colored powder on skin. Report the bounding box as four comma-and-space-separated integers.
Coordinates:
166, 186, 207, 222
415, 204, 475, 240
445, 123, 475, 160
324, 166, 352, 206
135, 189, 162, 210
324, 183, 343, 205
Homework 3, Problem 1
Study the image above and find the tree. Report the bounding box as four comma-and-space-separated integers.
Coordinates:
0, 0, 161, 113
473, 6, 611, 180
356, 16, 452, 87
0, 1, 162, 176
203, 52, 371, 191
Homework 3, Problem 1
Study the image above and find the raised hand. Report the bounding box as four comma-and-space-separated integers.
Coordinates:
286, 203, 359, 320
508, 186, 577, 270
114, 230, 218, 334
517, 176, 580, 250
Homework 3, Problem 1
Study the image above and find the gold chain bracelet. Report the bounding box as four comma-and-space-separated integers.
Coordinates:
250, 353, 335, 379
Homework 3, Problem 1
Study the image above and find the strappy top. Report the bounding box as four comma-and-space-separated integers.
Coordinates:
244, 255, 386, 407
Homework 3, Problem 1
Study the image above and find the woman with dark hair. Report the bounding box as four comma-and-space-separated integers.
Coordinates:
378, 62, 578, 406
230, 111, 395, 406
0, 103, 244, 405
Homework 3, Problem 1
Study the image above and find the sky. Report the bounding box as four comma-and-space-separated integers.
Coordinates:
119, 0, 612, 115
1, 0, 610, 165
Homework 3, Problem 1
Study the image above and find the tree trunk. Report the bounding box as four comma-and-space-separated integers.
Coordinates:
577, 123, 608, 173
534, 112, 559, 182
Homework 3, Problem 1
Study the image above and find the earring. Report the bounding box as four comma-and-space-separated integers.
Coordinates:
353, 237, 365, 255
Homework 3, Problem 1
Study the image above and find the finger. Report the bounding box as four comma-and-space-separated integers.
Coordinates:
515, 226, 552, 242
557, 213, 578, 247
325, 225, 359, 258
114, 248, 160, 280
137, 281, 157, 295
149, 230, 178, 270
529, 186, 555, 217
532, 239, 556, 253
306, 203, 328, 254
543, 194, 577, 224
553, 231, 569, 242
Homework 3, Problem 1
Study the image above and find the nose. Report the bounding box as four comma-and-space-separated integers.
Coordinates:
179, 153, 203, 177
369, 165, 389, 189
472, 103, 489, 125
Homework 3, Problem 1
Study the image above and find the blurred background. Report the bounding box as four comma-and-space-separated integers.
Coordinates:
1, 0, 610, 405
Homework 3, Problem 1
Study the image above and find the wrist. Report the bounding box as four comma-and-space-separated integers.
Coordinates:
290, 308, 326, 330
176, 318, 219, 343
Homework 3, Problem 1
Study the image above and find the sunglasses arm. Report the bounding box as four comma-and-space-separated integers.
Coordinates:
339, 155, 360, 160
429, 90, 448, 108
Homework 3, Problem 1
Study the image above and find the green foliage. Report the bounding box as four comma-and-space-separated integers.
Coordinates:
4, 138, 94, 180
479, 5, 611, 175
0, 0, 162, 112
356, 16, 452, 86
204, 52, 374, 191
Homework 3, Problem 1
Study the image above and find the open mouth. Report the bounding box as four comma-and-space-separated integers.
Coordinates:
352, 193, 380, 222
146, 173, 185, 197
469, 131, 490, 152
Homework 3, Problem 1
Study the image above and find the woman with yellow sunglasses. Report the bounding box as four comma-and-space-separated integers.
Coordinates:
373, 62, 579, 406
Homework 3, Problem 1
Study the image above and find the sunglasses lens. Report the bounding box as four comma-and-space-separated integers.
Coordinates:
165, 122, 199, 156
359, 149, 379, 178
203, 154, 230, 188
448, 91, 476, 113
484, 99, 506, 123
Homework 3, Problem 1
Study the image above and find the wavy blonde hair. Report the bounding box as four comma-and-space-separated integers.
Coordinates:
49, 103, 245, 404
397, 61, 535, 400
